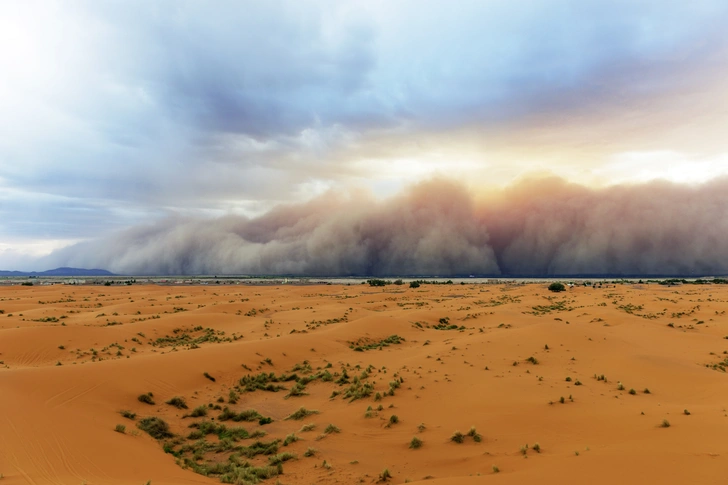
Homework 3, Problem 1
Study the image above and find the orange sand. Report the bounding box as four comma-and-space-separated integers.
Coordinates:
1, 282, 727, 484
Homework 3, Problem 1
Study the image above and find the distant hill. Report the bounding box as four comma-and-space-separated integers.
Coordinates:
0, 267, 116, 277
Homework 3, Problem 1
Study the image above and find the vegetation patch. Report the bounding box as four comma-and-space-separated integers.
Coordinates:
284, 407, 319, 420
166, 396, 188, 409
528, 299, 574, 315
138, 417, 174, 439
350, 335, 404, 351
152, 326, 233, 349
218, 407, 271, 424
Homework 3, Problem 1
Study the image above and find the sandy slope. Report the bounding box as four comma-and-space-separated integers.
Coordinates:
1, 282, 727, 484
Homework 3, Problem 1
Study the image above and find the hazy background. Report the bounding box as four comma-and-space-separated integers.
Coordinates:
2, 1, 728, 275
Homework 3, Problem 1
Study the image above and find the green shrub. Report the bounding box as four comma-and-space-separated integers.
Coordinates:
409, 436, 423, 449
189, 405, 208, 418
548, 282, 566, 292
138, 417, 173, 439
114, 424, 126, 433
166, 396, 188, 409
138, 392, 155, 405
218, 407, 266, 423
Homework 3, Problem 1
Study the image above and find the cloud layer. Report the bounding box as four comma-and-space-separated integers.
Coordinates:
44, 177, 728, 276
2, 0, 728, 256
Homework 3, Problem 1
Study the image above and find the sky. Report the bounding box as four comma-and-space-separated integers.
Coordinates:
1, 0, 728, 275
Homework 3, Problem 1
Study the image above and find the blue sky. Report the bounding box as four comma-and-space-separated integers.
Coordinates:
2, 0, 728, 270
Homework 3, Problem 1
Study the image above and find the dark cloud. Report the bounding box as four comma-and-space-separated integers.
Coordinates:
43, 177, 728, 276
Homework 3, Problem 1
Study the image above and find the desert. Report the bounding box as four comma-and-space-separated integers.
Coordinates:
4, 2, 728, 484
1, 280, 727, 485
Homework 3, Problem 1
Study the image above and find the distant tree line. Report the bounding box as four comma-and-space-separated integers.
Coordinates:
366, 279, 455, 288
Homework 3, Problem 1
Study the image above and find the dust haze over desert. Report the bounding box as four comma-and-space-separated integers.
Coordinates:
43, 177, 728, 276
2, 1, 728, 484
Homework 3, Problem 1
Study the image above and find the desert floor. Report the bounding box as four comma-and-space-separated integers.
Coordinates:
1, 282, 727, 485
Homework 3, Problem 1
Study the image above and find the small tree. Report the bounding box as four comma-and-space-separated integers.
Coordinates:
409, 281, 420, 289
548, 282, 566, 292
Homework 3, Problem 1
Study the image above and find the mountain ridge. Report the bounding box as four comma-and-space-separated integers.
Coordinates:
0, 267, 116, 277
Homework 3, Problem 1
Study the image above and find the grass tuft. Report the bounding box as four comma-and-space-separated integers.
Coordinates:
165, 396, 188, 409
120, 410, 136, 420
268, 452, 296, 466
189, 405, 208, 418
303, 447, 317, 457
324, 424, 341, 434
282, 433, 299, 446
285, 407, 319, 420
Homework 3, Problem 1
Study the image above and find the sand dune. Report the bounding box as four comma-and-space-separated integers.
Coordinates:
1, 282, 727, 484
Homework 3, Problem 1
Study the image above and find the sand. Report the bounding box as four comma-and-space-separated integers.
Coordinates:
1, 282, 727, 484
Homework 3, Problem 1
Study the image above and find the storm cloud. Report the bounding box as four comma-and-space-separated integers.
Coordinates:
3, 1, 728, 267
44, 177, 728, 276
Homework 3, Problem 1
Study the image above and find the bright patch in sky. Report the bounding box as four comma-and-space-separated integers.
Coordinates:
597, 152, 728, 185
